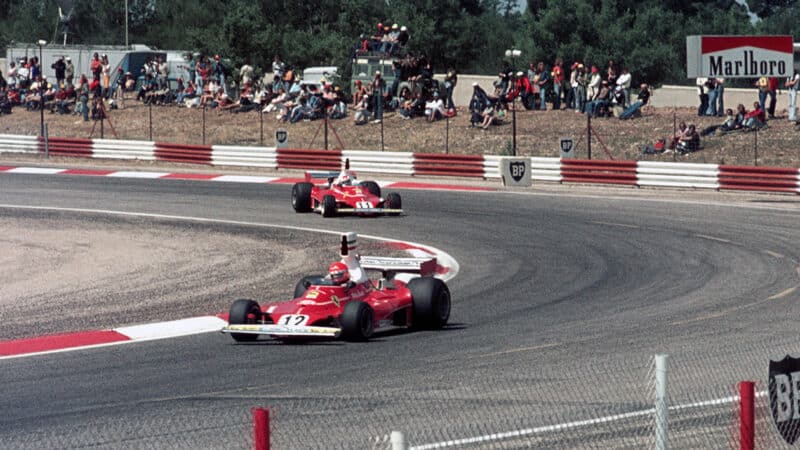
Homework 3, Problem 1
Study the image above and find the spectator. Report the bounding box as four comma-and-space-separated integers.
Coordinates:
705, 77, 718, 116
51, 57, 66, 88
536, 62, 549, 111
17, 58, 30, 89
714, 78, 725, 117
585, 80, 610, 117
354, 94, 370, 125
444, 67, 457, 111
498, 61, 512, 95
676, 124, 700, 154
669, 121, 688, 150
568, 62, 578, 110
587, 66, 600, 108
0, 70, 6, 91
424, 91, 446, 122
742, 101, 766, 130
696, 77, 709, 116
575, 64, 587, 113
158, 56, 170, 90
787, 69, 799, 122
606, 60, 617, 86
754, 76, 769, 117
370, 70, 386, 123
213, 55, 228, 95
480, 102, 498, 129
616, 67, 632, 108
272, 54, 286, 81
77, 74, 89, 121
701, 108, 738, 136
353, 79, 367, 106
515, 71, 535, 110
552, 58, 563, 110
194, 54, 205, 90
398, 26, 409, 48
619, 83, 651, 120
767, 76, 778, 118
7, 61, 17, 88
90, 53, 102, 80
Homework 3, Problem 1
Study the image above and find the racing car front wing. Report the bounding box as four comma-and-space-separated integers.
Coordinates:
221, 324, 341, 338
315, 207, 403, 215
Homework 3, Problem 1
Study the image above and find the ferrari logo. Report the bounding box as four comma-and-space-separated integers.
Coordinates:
331, 295, 340, 307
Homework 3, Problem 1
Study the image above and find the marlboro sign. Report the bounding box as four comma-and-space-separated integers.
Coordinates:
686, 35, 793, 78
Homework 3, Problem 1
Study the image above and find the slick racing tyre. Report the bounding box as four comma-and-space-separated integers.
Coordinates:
409, 277, 451, 329
293, 274, 324, 299
385, 192, 402, 215
228, 299, 262, 342
291, 182, 314, 213
321, 194, 337, 217
341, 301, 374, 341
359, 181, 381, 197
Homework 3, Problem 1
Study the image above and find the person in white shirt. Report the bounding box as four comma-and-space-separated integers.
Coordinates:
615, 67, 632, 108
786, 71, 799, 122
424, 91, 446, 122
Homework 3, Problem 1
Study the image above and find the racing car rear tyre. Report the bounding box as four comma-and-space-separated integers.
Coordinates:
386, 193, 402, 215
360, 181, 381, 197
293, 274, 324, 299
341, 301, 374, 341
409, 277, 451, 329
321, 195, 337, 217
228, 298, 262, 342
292, 182, 314, 213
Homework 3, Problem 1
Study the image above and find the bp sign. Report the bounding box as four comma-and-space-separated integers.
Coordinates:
560, 137, 574, 159
275, 128, 288, 148
769, 354, 800, 445
500, 157, 531, 187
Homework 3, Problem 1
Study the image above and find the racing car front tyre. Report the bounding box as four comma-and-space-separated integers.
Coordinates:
409, 277, 451, 330
341, 301, 374, 341
293, 274, 324, 299
292, 182, 314, 213
321, 195, 337, 217
228, 299, 262, 342
386, 193, 402, 215
360, 181, 381, 197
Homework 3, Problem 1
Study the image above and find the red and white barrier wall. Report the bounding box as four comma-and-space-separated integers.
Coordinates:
1, 134, 798, 194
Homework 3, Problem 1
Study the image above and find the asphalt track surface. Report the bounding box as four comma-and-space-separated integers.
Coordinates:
1, 173, 800, 449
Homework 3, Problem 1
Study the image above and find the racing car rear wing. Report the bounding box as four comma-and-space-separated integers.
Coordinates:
360, 256, 437, 277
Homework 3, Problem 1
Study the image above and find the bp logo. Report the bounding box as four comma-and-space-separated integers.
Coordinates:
275, 129, 288, 145
560, 138, 574, 154
769, 355, 800, 444
509, 161, 526, 182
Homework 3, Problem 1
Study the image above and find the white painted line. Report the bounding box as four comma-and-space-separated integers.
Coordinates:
107, 171, 170, 179
115, 316, 227, 341
7, 167, 66, 175
212, 175, 278, 183
411, 390, 768, 449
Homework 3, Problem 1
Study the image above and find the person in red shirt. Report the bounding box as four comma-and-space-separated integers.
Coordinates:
767, 77, 778, 118
743, 101, 766, 129
552, 58, 564, 110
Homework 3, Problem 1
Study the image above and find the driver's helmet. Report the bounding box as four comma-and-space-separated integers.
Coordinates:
328, 261, 350, 285
337, 171, 353, 186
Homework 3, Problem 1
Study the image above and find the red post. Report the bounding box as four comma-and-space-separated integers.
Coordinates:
253, 407, 270, 450
739, 381, 755, 450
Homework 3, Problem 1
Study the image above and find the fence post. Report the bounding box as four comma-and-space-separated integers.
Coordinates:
253, 407, 270, 450
44, 123, 50, 159
739, 381, 755, 450
655, 354, 668, 450
672, 111, 677, 162
260, 108, 264, 146
445, 114, 449, 154
148, 103, 153, 141
202, 106, 206, 145
380, 116, 384, 152
754, 127, 758, 166
391, 431, 408, 450
586, 113, 592, 160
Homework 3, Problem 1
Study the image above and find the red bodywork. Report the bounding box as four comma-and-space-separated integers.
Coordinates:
263, 278, 414, 331
306, 172, 383, 211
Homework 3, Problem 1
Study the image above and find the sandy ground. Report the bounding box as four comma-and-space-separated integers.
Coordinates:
0, 209, 402, 340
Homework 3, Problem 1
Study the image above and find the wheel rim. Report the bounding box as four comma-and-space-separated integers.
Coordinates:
291, 190, 297, 208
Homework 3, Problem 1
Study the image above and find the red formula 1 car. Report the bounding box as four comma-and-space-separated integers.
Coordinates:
291, 160, 402, 217
221, 232, 451, 342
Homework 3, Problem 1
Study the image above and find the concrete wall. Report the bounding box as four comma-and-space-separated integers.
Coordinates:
650, 84, 790, 111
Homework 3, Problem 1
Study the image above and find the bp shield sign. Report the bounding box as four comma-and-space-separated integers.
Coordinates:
769, 355, 800, 444
560, 137, 574, 158
500, 157, 531, 187
275, 128, 289, 148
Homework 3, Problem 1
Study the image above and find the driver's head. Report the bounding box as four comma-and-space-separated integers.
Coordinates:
328, 262, 349, 284
338, 172, 352, 185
